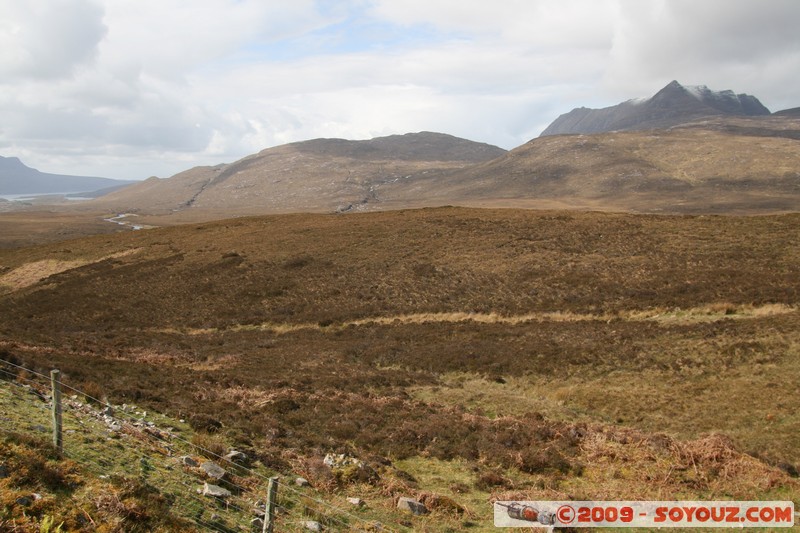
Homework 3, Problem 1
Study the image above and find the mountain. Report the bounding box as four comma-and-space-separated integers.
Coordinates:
96, 132, 507, 214
0, 156, 135, 195
540, 80, 771, 136
774, 107, 800, 117
407, 115, 800, 214
94, 117, 800, 218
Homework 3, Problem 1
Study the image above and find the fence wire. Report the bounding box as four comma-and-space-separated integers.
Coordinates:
0, 359, 409, 532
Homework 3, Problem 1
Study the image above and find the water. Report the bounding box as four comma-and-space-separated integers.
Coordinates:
0, 192, 91, 201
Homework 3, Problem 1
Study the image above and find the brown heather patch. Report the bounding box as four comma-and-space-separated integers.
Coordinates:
1, 207, 798, 529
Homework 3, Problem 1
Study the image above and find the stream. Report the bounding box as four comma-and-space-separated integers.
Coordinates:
104, 213, 145, 230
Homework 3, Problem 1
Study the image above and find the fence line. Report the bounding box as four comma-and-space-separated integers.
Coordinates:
0, 359, 408, 532
0, 377, 246, 533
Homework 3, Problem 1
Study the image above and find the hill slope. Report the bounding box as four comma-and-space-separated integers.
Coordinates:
93, 119, 800, 219
1, 207, 799, 528
0, 156, 134, 195
97, 132, 506, 214
414, 116, 800, 214
540, 80, 770, 136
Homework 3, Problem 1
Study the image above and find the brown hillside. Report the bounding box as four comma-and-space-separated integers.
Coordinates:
97, 118, 800, 220
409, 116, 800, 214
1, 207, 799, 471
96, 132, 506, 215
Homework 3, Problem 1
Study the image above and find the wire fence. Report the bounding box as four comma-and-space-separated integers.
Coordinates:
0, 359, 408, 532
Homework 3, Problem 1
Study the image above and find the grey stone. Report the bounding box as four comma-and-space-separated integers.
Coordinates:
103, 406, 114, 417
397, 497, 428, 515
30, 424, 47, 433
201, 461, 226, 480
323, 453, 362, 469
304, 520, 323, 532
179, 455, 199, 467
15, 496, 33, 506
202, 482, 231, 498
295, 477, 310, 487
225, 449, 248, 463
347, 497, 365, 507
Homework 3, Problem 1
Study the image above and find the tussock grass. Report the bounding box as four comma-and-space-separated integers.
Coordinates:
0, 248, 141, 292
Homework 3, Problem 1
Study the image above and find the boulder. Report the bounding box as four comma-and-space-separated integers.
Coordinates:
201, 461, 226, 480
15, 496, 33, 507
295, 477, 310, 487
225, 449, 248, 464
179, 456, 199, 467
323, 453, 378, 484
202, 482, 232, 498
397, 497, 428, 515
304, 521, 323, 531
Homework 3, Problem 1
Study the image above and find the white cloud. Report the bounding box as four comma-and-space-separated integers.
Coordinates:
606, 0, 800, 108
0, 0, 799, 179
0, 0, 106, 79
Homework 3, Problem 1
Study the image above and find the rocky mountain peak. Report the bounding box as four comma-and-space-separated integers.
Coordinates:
541, 81, 771, 136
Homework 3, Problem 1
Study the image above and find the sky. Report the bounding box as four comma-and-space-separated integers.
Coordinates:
1, 0, 799, 180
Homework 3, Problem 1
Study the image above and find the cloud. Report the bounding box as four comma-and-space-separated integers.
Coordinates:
0, 0, 107, 80
1, 0, 799, 179
606, 0, 800, 107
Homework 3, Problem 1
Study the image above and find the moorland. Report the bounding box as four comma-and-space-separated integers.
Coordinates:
1, 207, 798, 530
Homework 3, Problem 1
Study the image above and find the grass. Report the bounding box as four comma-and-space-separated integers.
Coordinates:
0, 206, 798, 530
0, 375, 417, 532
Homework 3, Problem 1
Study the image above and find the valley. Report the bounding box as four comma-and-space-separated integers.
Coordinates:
1, 207, 798, 530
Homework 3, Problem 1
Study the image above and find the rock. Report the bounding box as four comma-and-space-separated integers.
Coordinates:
15, 496, 33, 506
103, 406, 114, 417
109, 424, 122, 432
347, 497, 365, 507
201, 461, 226, 480
0, 464, 9, 478
295, 477, 310, 487
225, 449, 248, 463
304, 520, 323, 531
202, 482, 231, 498
324, 453, 361, 469
29, 424, 47, 433
397, 497, 428, 515
323, 453, 378, 484
179, 456, 199, 467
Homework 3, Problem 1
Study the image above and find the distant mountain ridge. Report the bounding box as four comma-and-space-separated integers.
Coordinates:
540, 81, 771, 136
97, 131, 507, 213
0, 156, 134, 195
291, 132, 507, 162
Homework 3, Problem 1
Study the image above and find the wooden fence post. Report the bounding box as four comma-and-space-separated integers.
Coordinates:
263, 476, 278, 533
50, 369, 62, 453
